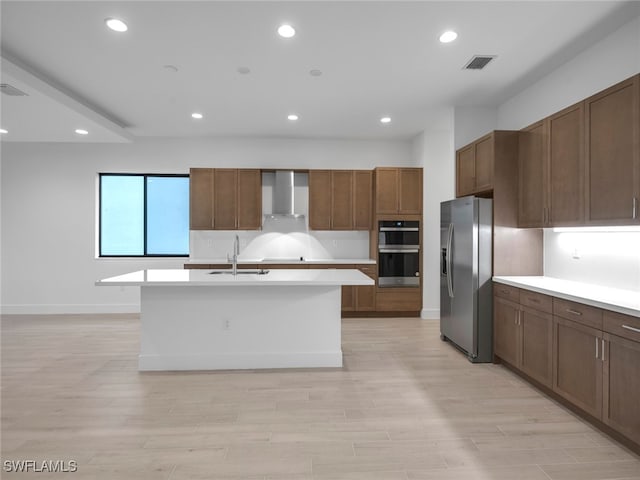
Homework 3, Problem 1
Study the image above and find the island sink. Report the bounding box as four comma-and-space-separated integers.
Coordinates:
209, 269, 270, 275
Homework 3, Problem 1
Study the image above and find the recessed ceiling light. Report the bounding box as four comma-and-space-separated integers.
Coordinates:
277, 24, 296, 38
75, 129, 89, 135
237, 67, 251, 75
309, 69, 322, 77
287, 114, 299, 121
439, 30, 458, 43
105, 18, 128, 32
191, 113, 203, 119
0, 128, 7, 134
380, 117, 391, 124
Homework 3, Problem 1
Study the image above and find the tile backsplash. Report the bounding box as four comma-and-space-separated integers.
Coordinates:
544, 229, 640, 291
190, 218, 370, 261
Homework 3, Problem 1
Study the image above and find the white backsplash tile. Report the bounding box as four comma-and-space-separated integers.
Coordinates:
544, 229, 640, 291
190, 224, 370, 261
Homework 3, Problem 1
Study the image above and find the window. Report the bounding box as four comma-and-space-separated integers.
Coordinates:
99, 174, 189, 256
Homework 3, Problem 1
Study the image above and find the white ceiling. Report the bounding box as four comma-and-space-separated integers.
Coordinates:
1, 1, 638, 143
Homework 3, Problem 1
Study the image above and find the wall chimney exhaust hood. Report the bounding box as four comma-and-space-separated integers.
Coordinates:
264, 170, 305, 220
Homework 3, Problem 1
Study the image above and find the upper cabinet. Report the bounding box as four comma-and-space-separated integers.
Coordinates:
518, 103, 584, 228
456, 133, 494, 197
309, 170, 372, 230
585, 74, 640, 225
518, 121, 546, 227
189, 168, 262, 230
375, 167, 422, 215
190, 168, 215, 230
517, 74, 640, 228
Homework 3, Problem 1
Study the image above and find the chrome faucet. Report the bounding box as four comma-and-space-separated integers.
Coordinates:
232, 234, 240, 276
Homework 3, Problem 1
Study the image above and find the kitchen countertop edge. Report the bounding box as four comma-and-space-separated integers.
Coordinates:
493, 276, 640, 318
185, 258, 376, 265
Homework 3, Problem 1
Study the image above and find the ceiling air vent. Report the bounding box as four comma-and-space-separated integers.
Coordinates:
0, 83, 29, 96
463, 55, 496, 70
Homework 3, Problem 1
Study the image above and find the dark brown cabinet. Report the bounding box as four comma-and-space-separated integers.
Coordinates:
494, 295, 520, 367
456, 133, 494, 197
331, 171, 354, 230
189, 168, 262, 230
552, 316, 603, 418
214, 169, 238, 230
237, 170, 262, 229
548, 103, 584, 226
375, 167, 422, 214
602, 311, 640, 445
309, 170, 372, 230
494, 286, 553, 387
586, 74, 640, 225
190, 168, 215, 230
518, 121, 546, 227
354, 170, 373, 229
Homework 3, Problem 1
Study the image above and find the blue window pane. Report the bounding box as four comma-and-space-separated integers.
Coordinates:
146, 176, 190, 255
100, 176, 144, 255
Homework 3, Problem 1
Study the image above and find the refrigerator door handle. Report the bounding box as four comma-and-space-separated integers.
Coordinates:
446, 223, 454, 298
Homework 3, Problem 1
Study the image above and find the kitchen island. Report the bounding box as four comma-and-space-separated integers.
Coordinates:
96, 268, 374, 371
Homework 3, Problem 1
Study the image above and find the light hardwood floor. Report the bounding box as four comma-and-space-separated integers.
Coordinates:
1, 314, 639, 479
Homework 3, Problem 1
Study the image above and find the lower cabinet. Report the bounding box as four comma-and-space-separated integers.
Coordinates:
602, 312, 640, 445
320, 264, 377, 313
494, 287, 553, 387
552, 316, 603, 418
494, 281, 640, 451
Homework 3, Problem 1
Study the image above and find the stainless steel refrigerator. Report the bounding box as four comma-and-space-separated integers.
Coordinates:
440, 196, 493, 363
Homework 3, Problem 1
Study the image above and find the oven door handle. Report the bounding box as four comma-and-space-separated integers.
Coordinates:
446, 223, 454, 298
379, 227, 419, 232
379, 248, 420, 254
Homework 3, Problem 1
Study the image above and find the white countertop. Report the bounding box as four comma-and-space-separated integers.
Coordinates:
493, 276, 640, 318
97, 268, 375, 287
185, 258, 376, 265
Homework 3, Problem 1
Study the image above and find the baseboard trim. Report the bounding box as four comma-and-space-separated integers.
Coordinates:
421, 308, 440, 320
138, 351, 343, 371
0, 304, 140, 315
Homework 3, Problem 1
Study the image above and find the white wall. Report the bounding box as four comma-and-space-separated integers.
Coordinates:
453, 106, 498, 150
498, 16, 640, 129
544, 229, 640, 292
413, 109, 456, 319
0, 137, 412, 314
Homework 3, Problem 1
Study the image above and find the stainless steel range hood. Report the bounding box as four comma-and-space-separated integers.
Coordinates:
273, 170, 295, 215
268, 170, 304, 218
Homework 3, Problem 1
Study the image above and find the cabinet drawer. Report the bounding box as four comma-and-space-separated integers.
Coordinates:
603, 311, 640, 342
553, 298, 603, 329
494, 283, 519, 301
519, 290, 552, 313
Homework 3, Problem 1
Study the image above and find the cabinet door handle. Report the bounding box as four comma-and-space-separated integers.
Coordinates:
566, 308, 582, 316
622, 324, 640, 334
633, 197, 638, 219
601, 339, 605, 363
515, 311, 518, 325
595, 337, 599, 359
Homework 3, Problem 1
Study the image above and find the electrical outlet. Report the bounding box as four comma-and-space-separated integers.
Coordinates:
332, 240, 338, 247
223, 319, 230, 330
572, 248, 581, 259
207, 239, 214, 248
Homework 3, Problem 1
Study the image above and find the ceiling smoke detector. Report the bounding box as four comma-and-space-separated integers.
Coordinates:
0, 84, 29, 96
463, 55, 497, 70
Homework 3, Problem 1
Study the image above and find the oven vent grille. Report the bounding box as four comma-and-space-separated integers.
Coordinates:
463, 55, 496, 70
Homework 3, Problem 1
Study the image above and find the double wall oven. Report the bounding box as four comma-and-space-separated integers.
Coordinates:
377, 220, 420, 287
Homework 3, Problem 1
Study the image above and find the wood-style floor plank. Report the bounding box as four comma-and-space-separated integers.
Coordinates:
2, 314, 639, 479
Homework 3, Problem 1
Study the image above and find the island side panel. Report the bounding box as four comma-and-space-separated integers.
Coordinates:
138, 285, 342, 371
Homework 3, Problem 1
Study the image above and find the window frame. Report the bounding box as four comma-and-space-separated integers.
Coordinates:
98, 172, 190, 258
